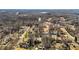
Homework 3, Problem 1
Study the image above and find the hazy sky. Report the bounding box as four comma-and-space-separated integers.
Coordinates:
0, 0, 79, 9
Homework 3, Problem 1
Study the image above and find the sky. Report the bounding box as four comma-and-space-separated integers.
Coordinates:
0, 0, 79, 9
